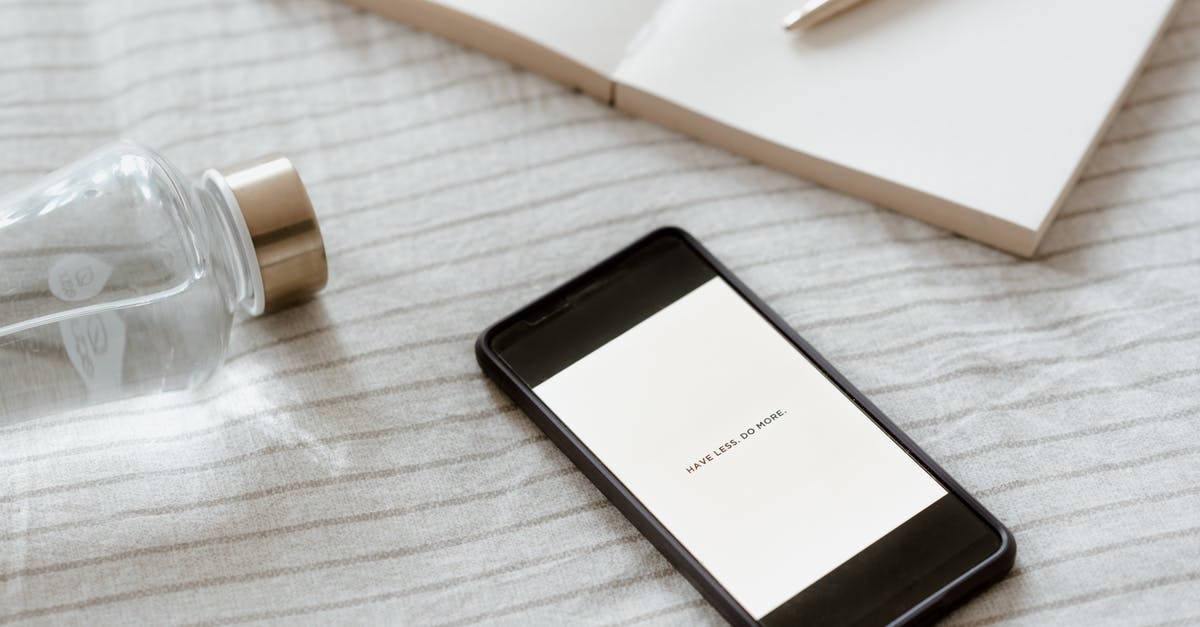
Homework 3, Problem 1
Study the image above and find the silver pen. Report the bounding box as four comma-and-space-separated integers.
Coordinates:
783, 0, 874, 30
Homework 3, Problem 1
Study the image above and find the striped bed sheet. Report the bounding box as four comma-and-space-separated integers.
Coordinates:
0, 0, 1197, 624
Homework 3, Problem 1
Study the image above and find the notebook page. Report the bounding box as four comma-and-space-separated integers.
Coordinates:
612, 0, 1175, 232
438, 0, 665, 78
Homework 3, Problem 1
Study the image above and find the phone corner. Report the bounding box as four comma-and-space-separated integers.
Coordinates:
975, 508, 1018, 578
991, 523, 1018, 575
646, 224, 696, 243
474, 325, 501, 372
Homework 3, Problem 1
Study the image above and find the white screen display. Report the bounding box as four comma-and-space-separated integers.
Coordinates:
532, 277, 946, 619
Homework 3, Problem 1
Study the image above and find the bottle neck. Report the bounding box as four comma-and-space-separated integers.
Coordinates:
195, 171, 266, 317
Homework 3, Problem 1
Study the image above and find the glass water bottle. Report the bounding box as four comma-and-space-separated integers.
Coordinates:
0, 140, 327, 425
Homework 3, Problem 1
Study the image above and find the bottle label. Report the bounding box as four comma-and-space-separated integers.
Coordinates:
48, 254, 125, 395
48, 253, 113, 302
59, 311, 126, 394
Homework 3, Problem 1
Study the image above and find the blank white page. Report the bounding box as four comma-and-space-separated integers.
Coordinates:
613, 0, 1175, 231
439, 0, 665, 77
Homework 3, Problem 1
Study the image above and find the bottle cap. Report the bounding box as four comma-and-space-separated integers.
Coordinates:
218, 155, 327, 313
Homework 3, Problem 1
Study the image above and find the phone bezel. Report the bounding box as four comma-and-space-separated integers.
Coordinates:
475, 226, 1015, 626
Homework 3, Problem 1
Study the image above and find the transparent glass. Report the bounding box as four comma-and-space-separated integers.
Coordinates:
0, 140, 260, 425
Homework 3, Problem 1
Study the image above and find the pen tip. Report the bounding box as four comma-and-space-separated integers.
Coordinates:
782, 9, 805, 30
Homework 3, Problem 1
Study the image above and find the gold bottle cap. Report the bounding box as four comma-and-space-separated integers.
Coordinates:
218, 155, 327, 314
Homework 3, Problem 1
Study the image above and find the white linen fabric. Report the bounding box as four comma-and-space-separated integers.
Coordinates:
0, 1, 1197, 624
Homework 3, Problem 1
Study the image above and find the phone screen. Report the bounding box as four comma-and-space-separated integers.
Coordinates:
490, 233, 1003, 625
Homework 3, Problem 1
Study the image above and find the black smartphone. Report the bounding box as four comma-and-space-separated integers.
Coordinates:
475, 227, 1014, 626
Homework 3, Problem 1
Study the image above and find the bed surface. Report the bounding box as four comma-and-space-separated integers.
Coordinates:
0, 1, 1197, 624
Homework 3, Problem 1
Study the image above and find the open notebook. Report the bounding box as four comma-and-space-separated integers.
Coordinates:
347, 0, 1178, 256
